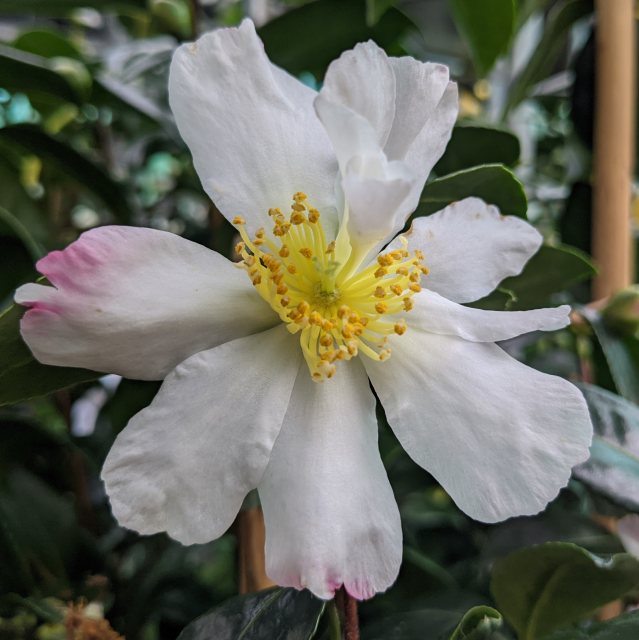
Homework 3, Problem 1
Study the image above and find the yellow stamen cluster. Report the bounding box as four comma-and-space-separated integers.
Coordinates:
234, 193, 428, 381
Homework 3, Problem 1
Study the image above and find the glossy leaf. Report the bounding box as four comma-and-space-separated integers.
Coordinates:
449, 0, 516, 77
574, 383, 639, 512
0, 124, 134, 221
259, 0, 416, 77
177, 587, 325, 640
449, 606, 504, 640
0, 0, 146, 14
415, 164, 527, 218
498, 244, 596, 311
582, 308, 639, 405
504, 0, 593, 114
0, 43, 82, 104
362, 608, 464, 640
0, 305, 99, 408
546, 610, 639, 640
491, 542, 639, 640
434, 125, 520, 176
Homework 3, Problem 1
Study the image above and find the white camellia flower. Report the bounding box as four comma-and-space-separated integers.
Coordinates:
14, 20, 593, 600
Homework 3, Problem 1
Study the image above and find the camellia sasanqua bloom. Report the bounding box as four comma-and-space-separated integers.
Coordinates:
14, 20, 593, 600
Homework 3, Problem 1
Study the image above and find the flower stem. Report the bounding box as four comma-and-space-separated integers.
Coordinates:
335, 587, 359, 640
327, 601, 342, 640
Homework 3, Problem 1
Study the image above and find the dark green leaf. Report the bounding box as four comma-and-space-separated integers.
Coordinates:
504, 0, 593, 114
415, 164, 527, 218
365, 0, 397, 26
499, 244, 596, 310
0, 305, 99, 407
583, 308, 639, 405
177, 587, 325, 640
259, 0, 416, 78
0, 0, 146, 14
546, 610, 639, 640
491, 542, 639, 640
0, 43, 82, 104
449, 606, 504, 640
0, 468, 82, 593
13, 29, 83, 59
449, 0, 516, 76
0, 124, 134, 221
434, 125, 520, 176
573, 383, 639, 512
362, 608, 464, 640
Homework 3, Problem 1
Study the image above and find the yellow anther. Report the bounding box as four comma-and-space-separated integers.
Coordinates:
297, 300, 310, 314
320, 333, 334, 347
420, 265, 430, 275
291, 211, 305, 224
239, 191, 420, 382
394, 321, 407, 336
415, 250, 425, 260
342, 324, 355, 339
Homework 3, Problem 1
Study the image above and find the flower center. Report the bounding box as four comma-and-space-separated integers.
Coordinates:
233, 193, 427, 381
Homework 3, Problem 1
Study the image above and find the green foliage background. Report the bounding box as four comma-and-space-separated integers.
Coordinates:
1, 0, 638, 638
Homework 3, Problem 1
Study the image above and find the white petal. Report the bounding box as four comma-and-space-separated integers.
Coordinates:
409, 290, 570, 341
365, 332, 593, 523
15, 226, 275, 380
169, 19, 338, 235
393, 198, 542, 303
259, 359, 402, 600
102, 326, 301, 545
320, 41, 395, 151
342, 153, 415, 251
314, 43, 457, 257
386, 57, 457, 174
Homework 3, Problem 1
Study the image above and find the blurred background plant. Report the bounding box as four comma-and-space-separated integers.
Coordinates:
1, 0, 639, 639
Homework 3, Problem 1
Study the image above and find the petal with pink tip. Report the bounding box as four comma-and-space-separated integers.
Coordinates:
259, 359, 402, 600
15, 226, 275, 380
